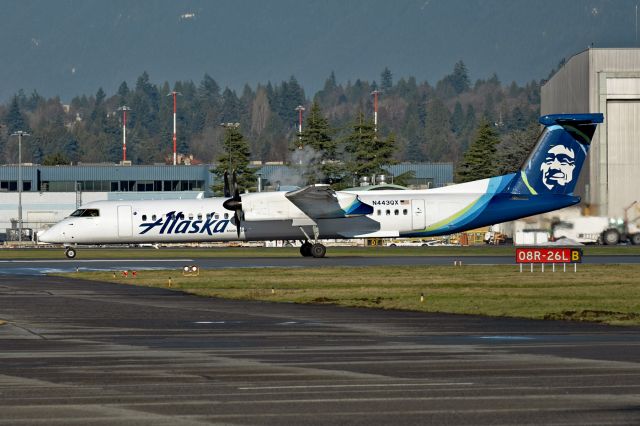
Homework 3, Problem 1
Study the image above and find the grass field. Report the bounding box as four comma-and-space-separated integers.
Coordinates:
59, 264, 640, 326
4, 245, 640, 259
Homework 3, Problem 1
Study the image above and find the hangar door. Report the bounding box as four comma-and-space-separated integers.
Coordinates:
606, 101, 640, 217
117, 205, 133, 237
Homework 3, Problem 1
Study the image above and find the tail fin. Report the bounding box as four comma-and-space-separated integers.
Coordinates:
506, 113, 604, 195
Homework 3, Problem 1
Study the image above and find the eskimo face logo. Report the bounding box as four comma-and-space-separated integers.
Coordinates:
540, 145, 576, 190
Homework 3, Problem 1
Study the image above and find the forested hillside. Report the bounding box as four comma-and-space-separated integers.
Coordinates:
0, 62, 541, 182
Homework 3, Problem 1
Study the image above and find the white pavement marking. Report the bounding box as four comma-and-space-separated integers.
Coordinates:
194, 321, 226, 324
238, 382, 474, 390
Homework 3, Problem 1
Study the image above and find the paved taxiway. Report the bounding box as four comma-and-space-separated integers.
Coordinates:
1, 253, 640, 275
1, 274, 639, 425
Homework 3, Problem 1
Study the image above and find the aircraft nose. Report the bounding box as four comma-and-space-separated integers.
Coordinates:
38, 228, 53, 243
38, 227, 63, 243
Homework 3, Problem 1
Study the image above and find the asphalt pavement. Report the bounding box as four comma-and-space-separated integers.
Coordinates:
0, 274, 639, 425
1, 253, 639, 275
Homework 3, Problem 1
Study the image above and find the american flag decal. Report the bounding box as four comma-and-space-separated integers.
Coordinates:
400, 200, 410, 205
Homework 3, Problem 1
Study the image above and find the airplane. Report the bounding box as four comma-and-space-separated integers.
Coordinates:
38, 113, 604, 259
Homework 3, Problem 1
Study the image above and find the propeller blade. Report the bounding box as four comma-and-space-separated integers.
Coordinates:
232, 170, 239, 199
223, 170, 231, 198
234, 211, 241, 238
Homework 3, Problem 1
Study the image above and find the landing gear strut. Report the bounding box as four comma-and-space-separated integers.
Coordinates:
65, 247, 77, 259
298, 225, 326, 258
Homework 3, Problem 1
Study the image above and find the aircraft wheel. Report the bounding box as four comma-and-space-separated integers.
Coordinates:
631, 233, 640, 245
310, 243, 326, 258
65, 248, 77, 259
300, 242, 312, 257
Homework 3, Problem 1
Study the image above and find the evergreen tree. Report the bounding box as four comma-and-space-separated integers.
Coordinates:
495, 123, 540, 175
220, 88, 241, 123
95, 87, 106, 106
450, 101, 465, 134
380, 67, 393, 91
212, 125, 256, 195
42, 152, 70, 165
456, 120, 500, 183
5, 96, 29, 134
299, 101, 340, 182
450, 60, 470, 94
117, 82, 129, 101
199, 73, 221, 108
424, 98, 457, 161
345, 112, 396, 178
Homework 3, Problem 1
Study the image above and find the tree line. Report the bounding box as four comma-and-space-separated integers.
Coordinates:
0, 61, 542, 186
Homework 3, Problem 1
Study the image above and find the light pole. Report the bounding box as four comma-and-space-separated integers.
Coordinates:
167, 91, 182, 165
371, 90, 381, 135
118, 106, 131, 162
295, 105, 305, 149
11, 131, 30, 242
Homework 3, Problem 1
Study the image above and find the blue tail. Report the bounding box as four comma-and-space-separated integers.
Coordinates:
506, 113, 604, 196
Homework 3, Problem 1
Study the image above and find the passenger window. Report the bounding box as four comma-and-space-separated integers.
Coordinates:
394, 209, 399, 216
177, 213, 184, 220
214, 214, 219, 219
188, 213, 194, 220
386, 210, 391, 216
224, 213, 229, 219
142, 215, 147, 221
377, 210, 381, 216
152, 215, 157, 221
197, 213, 203, 220
403, 209, 408, 215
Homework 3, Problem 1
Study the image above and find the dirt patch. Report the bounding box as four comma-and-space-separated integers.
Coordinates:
353, 297, 387, 304
544, 310, 640, 323
310, 297, 339, 304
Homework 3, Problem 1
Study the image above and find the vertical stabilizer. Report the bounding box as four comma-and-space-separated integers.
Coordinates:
506, 113, 604, 195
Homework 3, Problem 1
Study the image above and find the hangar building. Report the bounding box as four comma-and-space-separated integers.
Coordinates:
541, 48, 640, 218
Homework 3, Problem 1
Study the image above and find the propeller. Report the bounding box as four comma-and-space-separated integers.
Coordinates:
222, 169, 243, 238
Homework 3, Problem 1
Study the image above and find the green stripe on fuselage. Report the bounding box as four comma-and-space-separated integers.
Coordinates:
421, 194, 482, 233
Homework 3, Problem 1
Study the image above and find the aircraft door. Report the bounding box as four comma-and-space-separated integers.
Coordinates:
117, 205, 133, 237
411, 199, 426, 230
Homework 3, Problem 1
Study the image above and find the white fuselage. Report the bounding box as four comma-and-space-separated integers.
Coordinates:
38, 179, 492, 245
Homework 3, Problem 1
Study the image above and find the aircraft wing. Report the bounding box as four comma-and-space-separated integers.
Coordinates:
285, 185, 373, 219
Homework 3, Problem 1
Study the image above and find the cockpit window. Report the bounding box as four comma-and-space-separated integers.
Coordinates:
70, 209, 99, 217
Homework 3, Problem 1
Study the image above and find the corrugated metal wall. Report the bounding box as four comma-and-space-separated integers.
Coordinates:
605, 101, 640, 218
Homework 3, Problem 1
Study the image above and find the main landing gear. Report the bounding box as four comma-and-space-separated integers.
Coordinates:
299, 241, 326, 258
65, 247, 77, 259
298, 225, 326, 258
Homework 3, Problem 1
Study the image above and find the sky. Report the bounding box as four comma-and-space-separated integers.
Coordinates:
0, 0, 637, 101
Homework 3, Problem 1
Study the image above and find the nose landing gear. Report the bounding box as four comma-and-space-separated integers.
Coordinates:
65, 247, 77, 259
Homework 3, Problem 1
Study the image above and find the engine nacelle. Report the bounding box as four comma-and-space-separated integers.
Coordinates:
241, 192, 308, 221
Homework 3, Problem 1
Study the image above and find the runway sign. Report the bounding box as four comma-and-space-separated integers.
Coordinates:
515, 248, 582, 264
